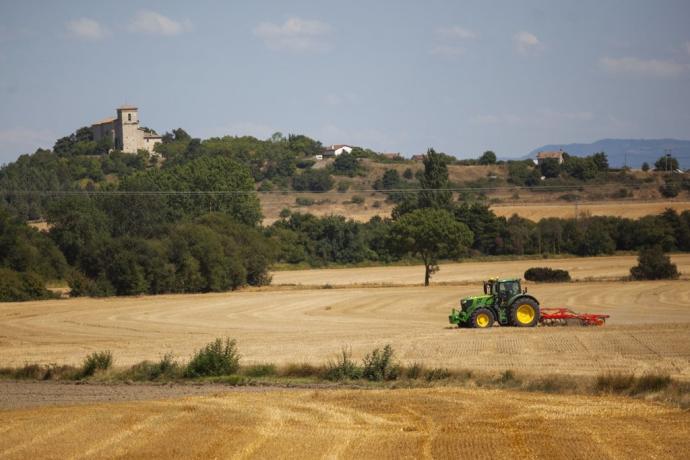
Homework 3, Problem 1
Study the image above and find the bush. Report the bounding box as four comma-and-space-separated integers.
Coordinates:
630, 246, 679, 280
405, 362, 424, 379
185, 338, 241, 377
279, 363, 322, 378
0, 269, 56, 302
292, 169, 334, 192
403, 168, 414, 180
296, 159, 315, 169
362, 344, 399, 381
125, 353, 180, 381
337, 181, 351, 192
350, 195, 365, 205
295, 197, 315, 206
524, 267, 571, 282
81, 350, 113, 377
242, 363, 277, 377
660, 182, 680, 198
425, 367, 451, 382
324, 347, 362, 381
632, 372, 671, 394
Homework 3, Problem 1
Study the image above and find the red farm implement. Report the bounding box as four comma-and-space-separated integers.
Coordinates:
539, 308, 610, 327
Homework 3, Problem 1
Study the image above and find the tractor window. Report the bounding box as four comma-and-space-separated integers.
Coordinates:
499, 282, 519, 298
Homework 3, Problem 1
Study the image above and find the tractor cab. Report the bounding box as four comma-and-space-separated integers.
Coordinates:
450, 277, 540, 329
483, 278, 523, 306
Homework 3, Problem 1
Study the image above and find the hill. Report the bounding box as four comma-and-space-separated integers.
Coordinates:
527, 139, 690, 168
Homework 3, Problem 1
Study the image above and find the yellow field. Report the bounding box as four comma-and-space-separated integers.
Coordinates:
260, 196, 690, 224
272, 254, 690, 286
491, 200, 690, 220
1, 387, 688, 459
2, 255, 690, 379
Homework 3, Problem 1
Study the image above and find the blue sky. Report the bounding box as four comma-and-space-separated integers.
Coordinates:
0, 0, 689, 163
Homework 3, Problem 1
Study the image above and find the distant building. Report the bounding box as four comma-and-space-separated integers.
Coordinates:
323, 144, 353, 157
411, 154, 426, 162
382, 152, 401, 160
91, 106, 162, 154
536, 150, 564, 165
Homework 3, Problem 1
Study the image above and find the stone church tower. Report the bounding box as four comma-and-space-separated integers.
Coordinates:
91, 105, 162, 154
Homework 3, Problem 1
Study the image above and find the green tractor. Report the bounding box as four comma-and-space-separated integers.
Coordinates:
449, 277, 540, 328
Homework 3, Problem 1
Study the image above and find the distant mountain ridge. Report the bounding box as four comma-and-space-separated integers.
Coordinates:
525, 139, 690, 168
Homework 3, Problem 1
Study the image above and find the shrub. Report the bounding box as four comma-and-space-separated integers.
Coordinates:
296, 159, 315, 169
405, 362, 424, 379
185, 338, 240, 377
630, 246, 679, 280
292, 169, 334, 192
242, 363, 277, 377
632, 372, 671, 394
295, 197, 315, 206
279, 363, 322, 378
558, 193, 579, 202
350, 195, 365, 205
362, 344, 399, 381
403, 168, 414, 180
425, 367, 451, 382
126, 353, 180, 381
337, 181, 351, 192
324, 347, 362, 381
596, 372, 635, 393
524, 267, 571, 282
81, 350, 113, 377
659, 182, 680, 198
0, 269, 56, 302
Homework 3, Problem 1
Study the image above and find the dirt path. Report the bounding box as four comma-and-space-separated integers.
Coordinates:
2, 279, 690, 378
0, 381, 236, 410
0, 387, 688, 459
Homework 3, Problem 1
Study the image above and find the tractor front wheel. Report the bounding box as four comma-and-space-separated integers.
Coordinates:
470, 308, 495, 329
510, 299, 540, 327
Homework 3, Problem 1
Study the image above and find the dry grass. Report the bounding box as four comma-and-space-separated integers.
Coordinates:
0, 386, 688, 459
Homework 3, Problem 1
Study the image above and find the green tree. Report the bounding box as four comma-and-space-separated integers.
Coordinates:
641, 162, 650, 172
418, 148, 452, 210
292, 169, 334, 192
390, 208, 473, 286
630, 246, 679, 280
332, 153, 361, 177
375, 169, 402, 190
478, 151, 497, 165
654, 155, 679, 172
539, 158, 561, 178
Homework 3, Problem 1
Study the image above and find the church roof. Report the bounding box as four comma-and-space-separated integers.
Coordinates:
117, 105, 138, 111
92, 117, 116, 125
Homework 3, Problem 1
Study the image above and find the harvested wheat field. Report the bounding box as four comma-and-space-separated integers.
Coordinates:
491, 200, 690, 220
0, 387, 688, 459
2, 270, 690, 379
272, 254, 690, 286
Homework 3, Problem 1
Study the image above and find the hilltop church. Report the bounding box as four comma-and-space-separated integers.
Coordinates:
90, 106, 162, 154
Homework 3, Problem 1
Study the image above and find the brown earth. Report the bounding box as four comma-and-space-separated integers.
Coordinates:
1, 387, 688, 459
2, 260, 690, 379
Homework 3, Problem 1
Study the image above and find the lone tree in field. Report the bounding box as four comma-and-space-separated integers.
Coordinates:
390, 208, 473, 286
630, 246, 679, 280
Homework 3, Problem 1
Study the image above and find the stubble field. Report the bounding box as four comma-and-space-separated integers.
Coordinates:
1, 255, 690, 379
2, 256, 690, 458
1, 387, 689, 459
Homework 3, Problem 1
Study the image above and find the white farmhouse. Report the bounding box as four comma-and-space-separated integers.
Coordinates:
91, 106, 162, 154
322, 144, 353, 157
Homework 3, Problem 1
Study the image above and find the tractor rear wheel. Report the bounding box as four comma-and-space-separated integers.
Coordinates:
510, 299, 540, 327
470, 308, 495, 329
